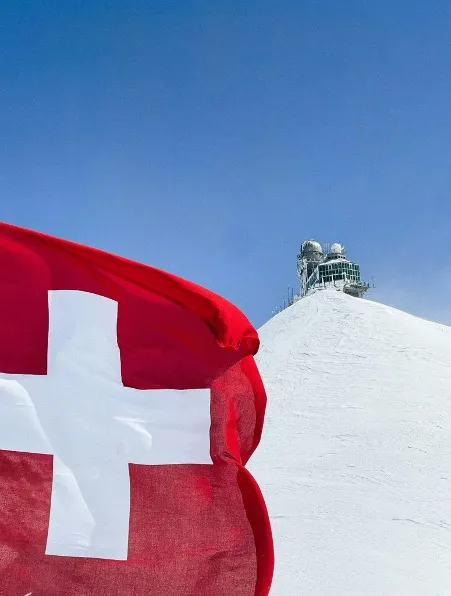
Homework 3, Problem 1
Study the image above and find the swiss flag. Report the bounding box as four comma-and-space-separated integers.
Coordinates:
0, 223, 273, 596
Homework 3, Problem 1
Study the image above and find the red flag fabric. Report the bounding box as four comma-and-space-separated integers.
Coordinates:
0, 223, 274, 596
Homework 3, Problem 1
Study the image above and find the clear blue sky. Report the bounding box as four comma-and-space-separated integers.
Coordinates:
2, 0, 451, 328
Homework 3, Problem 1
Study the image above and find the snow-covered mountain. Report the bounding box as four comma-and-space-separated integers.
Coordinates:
249, 289, 451, 595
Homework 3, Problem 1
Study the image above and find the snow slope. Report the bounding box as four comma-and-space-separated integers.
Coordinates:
249, 289, 451, 595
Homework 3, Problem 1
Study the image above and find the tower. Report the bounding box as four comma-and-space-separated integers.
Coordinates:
297, 240, 323, 297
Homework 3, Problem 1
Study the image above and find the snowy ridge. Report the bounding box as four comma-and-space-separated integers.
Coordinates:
249, 290, 451, 595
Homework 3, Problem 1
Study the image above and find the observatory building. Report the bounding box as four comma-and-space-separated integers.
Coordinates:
297, 240, 369, 298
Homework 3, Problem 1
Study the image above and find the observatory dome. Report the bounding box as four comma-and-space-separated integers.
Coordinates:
330, 243, 343, 255
301, 240, 323, 255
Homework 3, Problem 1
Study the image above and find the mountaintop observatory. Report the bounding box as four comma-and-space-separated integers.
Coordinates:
297, 240, 369, 298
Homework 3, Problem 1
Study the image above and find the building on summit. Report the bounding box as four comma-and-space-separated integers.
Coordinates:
297, 240, 369, 298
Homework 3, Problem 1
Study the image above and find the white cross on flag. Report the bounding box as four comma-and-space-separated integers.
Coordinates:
0, 223, 273, 596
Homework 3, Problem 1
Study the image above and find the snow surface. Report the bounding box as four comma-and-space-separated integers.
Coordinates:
320, 258, 349, 266
249, 289, 451, 595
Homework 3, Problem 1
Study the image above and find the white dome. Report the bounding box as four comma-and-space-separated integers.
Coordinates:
330, 243, 343, 255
